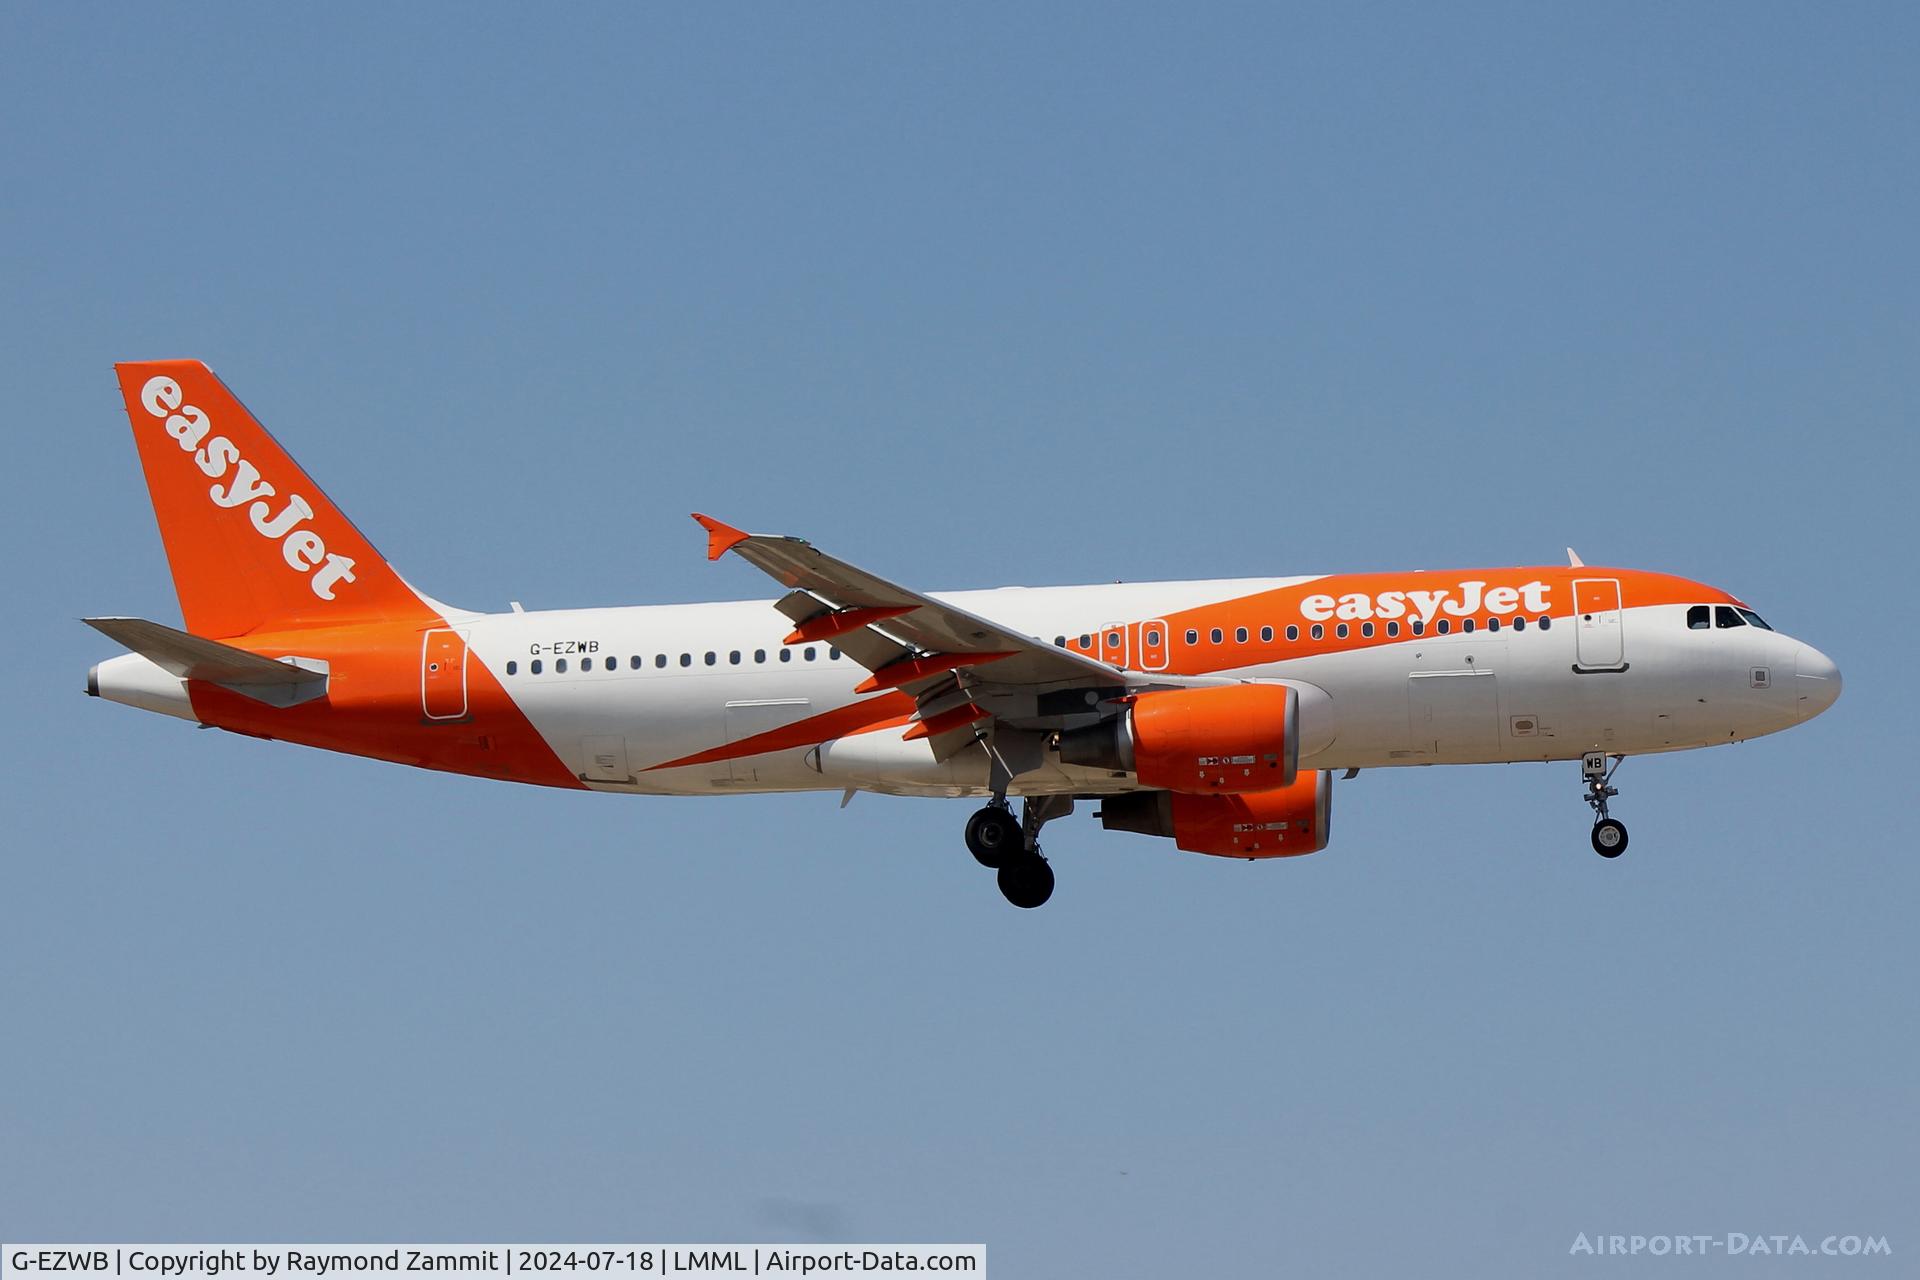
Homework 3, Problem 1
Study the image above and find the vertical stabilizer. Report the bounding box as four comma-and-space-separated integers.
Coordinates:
114, 360, 434, 638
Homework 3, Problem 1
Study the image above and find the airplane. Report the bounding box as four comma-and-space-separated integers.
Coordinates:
87, 360, 1843, 908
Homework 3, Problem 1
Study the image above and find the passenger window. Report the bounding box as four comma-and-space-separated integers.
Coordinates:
1487, 617, 1500, 632
606, 656, 618, 670
1210, 628, 1224, 644
1235, 627, 1248, 643
804, 647, 817, 661
506, 660, 518, 675
1146, 629, 1162, 646
1260, 626, 1273, 642
1054, 635, 1066, 648
1437, 619, 1451, 635
1311, 624, 1324, 640
1737, 608, 1773, 631
1286, 625, 1299, 641
1462, 619, 1475, 634
780, 649, 791, 663
1080, 634, 1093, 649
655, 654, 667, 668
630, 655, 642, 669
1688, 605, 1710, 630
1386, 621, 1399, 637
830, 647, 841, 660
1716, 606, 1745, 629
1361, 621, 1375, 638
729, 650, 741, 664
680, 653, 692, 667
530, 659, 542, 674
1186, 629, 1199, 645
1336, 623, 1349, 639
1412, 620, 1425, 636
556, 658, 568, 673
704, 651, 717, 665
1512, 617, 1525, 632
755, 649, 767, 663
1538, 615, 1551, 630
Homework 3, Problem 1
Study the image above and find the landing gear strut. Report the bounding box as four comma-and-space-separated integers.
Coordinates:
1582, 752, 1629, 858
965, 795, 1071, 907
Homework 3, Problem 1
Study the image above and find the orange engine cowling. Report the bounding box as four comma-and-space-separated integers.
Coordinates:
1058, 683, 1299, 794
1099, 770, 1334, 858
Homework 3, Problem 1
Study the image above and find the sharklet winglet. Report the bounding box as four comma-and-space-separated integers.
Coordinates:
692, 513, 749, 562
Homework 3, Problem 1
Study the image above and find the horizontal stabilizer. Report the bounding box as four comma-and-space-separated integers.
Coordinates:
85, 617, 329, 707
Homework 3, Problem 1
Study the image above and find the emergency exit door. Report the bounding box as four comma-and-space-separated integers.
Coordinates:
1094, 622, 1169, 672
421, 628, 469, 720
1138, 620, 1170, 671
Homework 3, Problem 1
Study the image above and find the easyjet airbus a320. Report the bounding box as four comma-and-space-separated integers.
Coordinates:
88, 361, 1842, 907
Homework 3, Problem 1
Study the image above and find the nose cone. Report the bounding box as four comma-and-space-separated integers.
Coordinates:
1794, 645, 1842, 720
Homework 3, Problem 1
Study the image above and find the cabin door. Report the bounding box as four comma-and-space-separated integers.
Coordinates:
421, 629, 469, 720
1573, 578, 1625, 670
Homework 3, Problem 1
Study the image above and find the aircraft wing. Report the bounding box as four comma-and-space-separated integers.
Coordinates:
693, 514, 1144, 760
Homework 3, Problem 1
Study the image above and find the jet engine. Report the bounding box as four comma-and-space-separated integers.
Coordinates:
1098, 770, 1334, 858
1057, 683, 1299, 793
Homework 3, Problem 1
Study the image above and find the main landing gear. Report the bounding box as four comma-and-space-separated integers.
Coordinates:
965, 795, 1071, 908
964, 805, 1020, 868
1582, 751, 1629, 858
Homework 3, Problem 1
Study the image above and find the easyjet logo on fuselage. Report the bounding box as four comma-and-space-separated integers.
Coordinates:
140, 376, 357, 601
1299, 580, 1552, 625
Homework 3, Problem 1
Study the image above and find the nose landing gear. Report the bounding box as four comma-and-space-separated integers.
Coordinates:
1582, 752, 1628, 858
964, 795, 1071, 907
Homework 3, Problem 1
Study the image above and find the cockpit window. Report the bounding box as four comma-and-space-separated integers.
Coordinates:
1687, 605, 1710, 630
1715, 605, 1745, 629
1737, 608, 1773, 631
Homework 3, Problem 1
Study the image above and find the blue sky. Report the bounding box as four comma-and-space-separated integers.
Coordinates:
2, 4, 1914, 1275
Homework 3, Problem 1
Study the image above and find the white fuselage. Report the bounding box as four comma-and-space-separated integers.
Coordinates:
442, 577, 1833, 797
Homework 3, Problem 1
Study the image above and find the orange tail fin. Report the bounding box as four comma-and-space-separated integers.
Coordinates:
114, 360, 434, 639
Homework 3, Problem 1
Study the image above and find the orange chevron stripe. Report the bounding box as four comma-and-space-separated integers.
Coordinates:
184, 619, 585, 789
645, 691, 917, 772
